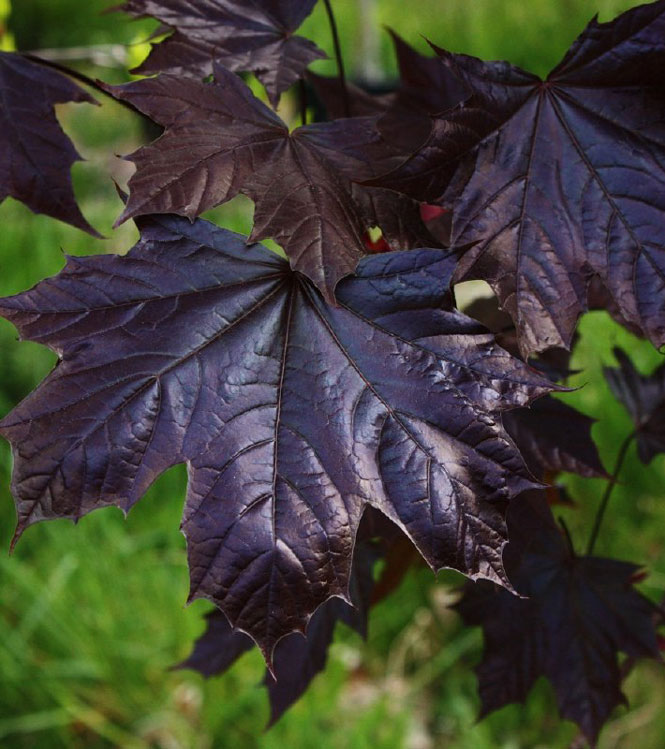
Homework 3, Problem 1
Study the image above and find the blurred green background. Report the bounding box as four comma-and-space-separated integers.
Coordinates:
1, 0, 664, 747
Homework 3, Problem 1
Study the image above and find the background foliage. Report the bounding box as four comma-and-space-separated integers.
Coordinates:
0, 1, 663, 747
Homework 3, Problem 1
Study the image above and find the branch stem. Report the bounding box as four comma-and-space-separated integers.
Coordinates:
586, 432, 635, 555
322, 0, 350, 118
298, 79, 308, 127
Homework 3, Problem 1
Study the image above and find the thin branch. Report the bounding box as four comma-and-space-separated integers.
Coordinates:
298, 78, 308, 127
586, 432, 635, 555
322, 0, 350, 118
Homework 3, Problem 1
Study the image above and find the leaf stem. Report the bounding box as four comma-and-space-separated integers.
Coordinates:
586, 431, 635, 555
298, 78, 308, 127
558, 516, 576, 556
322, 0, 350, 118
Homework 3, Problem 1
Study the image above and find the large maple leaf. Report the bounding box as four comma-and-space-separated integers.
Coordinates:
455, 493, 662, 745
0, 212, 552, 661
371, 0, 665, 357
0, 52, 99, 235
105, 65, 402, 303
117, 0, 326, 106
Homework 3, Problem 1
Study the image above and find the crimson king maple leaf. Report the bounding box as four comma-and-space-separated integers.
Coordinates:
371, 0, 665, 357
117, 0, 326, 105
0, 212, 552, 662
0, 52, 99, 235
105, 65, 404, 303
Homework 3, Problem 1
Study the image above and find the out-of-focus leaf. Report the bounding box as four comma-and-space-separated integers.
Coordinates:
456, 493, 662, 746
604, 346, 665, 464
0, 52, 99, 235
503, 396, 606, 479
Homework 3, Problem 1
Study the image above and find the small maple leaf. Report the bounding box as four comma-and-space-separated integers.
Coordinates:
0, 52, 99, 235
0, 212, 553, 662
604, 347, 665, 464
455, 493, 662, 746
117, 0, 326, 106
370, 0, 665, 357
105, 66, 404, 302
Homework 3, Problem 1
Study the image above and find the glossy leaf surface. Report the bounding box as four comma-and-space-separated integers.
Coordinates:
0, 213, 552, 660
375, 1, 665, 356
106, 67, 402, 302
118, 0, 325, 105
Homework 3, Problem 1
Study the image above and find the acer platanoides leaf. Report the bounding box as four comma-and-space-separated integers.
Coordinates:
118, 0, 326, 106
0, 213, 553, 662
0, 51, 99, 236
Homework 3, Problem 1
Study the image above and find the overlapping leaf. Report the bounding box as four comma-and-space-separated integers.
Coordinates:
372, 0, 665, 357
118, 0, 325, 105
0, 212, 553, 660
0, 51, 99, 235
106, 65, 404, 302
604, 347, 665, 464
180, 527, 378, 724
503, 396, 606, 479
456, 494, 661, 745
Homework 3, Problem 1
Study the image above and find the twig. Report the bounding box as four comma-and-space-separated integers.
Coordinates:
322, 0, 350, 118
586, 432, 635, 555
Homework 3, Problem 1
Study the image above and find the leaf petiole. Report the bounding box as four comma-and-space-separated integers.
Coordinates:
586, 431, 635, 555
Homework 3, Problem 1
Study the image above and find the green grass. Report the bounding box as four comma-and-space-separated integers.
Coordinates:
2, 1, 664, 747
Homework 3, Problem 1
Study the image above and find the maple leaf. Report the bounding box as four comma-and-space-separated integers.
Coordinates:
378, 29, 470, 154
455, 493, 662, 746
105, 66, 403, 303
0, 52, 99, 235
117, 0, 325, 106
307, 71, 395, 121
179, 511, 396, 724
0, 212, 553, 661
371, 0, 665, 357
179, 539, 376, 725
503, 396, 606, 479
604, 347, 665, 464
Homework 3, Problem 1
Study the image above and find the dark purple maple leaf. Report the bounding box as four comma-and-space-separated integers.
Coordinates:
0, 51, 99, 235
378, 29, 470, 154
0, 211, 553, 661
179, 511, 393, 724
117, 0, 325, 106
503, 396, 606, 480
371, 0, 665, 357
604, 347, 665, 464
455, 493, 662, 746
307, 71, 395, 121
105, 65, 403, 302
